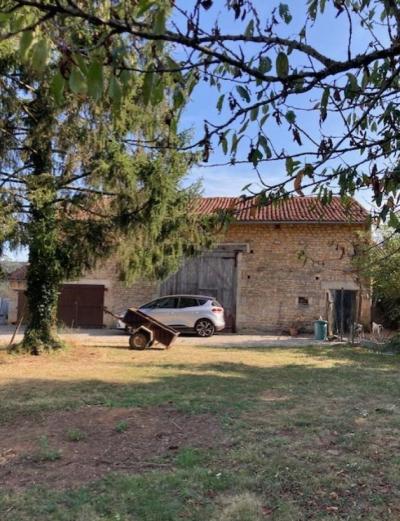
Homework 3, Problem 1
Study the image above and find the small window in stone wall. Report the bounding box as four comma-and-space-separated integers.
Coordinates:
298, 296, 309, 306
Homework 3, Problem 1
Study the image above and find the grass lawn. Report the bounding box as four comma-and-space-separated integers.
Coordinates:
1, 341, 400, 520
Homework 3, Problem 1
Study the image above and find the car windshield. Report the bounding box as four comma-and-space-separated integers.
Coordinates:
141, 297, 178, 309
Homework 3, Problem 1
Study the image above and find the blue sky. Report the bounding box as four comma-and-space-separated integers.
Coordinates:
180, 0, 381, 215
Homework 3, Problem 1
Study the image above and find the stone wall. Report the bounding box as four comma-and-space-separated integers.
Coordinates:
223, 222, 371, 333
6, 221, 371, 332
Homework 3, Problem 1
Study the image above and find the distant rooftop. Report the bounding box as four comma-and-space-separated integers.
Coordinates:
195, 196, 369, 224
7, 264, 28, 282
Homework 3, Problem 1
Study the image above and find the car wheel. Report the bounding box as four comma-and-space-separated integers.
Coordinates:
195, 319, 215, 337
129, 332, 150, 350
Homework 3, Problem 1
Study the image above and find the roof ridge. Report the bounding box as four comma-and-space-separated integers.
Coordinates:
194, 195, 368, 223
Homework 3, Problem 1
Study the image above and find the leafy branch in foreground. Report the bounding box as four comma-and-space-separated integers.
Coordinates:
0, 0, 399, 225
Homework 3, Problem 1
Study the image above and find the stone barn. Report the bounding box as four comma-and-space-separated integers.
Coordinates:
7, 196, 371, 333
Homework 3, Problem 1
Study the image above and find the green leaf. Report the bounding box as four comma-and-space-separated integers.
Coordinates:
173, 88, 185, 111
307, 0, 318, 20
69, 67, 87, 95
31, 39, 49, 71
260, 113, 269, 127
219, 134, 228, 155
258, 135, 272, 158
279, 3, 292, 23
286, 157, 294, 175
50, 71, 65, 105
151, 78, 164, 105
285, 110, 296, 124
276, 52, 289, 78
345, 73, 360, 99
119, 70, 131, 88
231, 133, 242, 155
86, 61, 103, 101
285, 157, 301, 175
216, 94, 225, 112
153, 8, 166, 34
236, 86, 250, 103
250, 105, 259, 121
19, 30, 34, 59
238, 119, 249, 134
304, 163, 314, 177
248, 147, 263, 166
245, 19, 254, 37
109, 76, 122, 104
74, 54, 88, 75
320, 87, 329, 121
137, 0, 155, 16
186, 71, 198, 96
142, 70, 154, 105
258, 56, 272, 74
361, 68, 370, 89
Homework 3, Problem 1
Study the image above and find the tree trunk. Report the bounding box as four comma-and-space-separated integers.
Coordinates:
13, 93, 64, 354
19, 213, 64, 355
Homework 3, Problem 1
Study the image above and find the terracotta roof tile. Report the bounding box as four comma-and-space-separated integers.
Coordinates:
195, 196, 368, 224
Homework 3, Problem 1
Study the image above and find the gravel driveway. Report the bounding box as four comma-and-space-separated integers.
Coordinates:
0, 325, 326, 348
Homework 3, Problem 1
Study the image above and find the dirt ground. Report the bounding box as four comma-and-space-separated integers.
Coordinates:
0, 405, 224, 490
0, 325, 325, 348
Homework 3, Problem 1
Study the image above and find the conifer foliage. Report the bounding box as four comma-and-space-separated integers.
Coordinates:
0, 11, 215, 353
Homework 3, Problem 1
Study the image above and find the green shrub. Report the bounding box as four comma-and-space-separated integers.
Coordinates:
115, 420, 129, 433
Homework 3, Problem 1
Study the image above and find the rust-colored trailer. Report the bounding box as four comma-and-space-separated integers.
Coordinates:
122, 308, 179, 350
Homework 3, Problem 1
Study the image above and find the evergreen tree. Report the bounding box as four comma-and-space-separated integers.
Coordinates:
0, 17, 216, 354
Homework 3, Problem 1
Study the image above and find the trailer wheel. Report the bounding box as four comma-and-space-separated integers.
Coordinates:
129, 332, 150, 350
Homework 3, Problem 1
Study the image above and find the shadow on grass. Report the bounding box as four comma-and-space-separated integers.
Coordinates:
1, 348, 400, 425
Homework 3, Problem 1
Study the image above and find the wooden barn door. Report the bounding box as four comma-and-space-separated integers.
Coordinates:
160, 251, 237, 331
58, 284, 105, 328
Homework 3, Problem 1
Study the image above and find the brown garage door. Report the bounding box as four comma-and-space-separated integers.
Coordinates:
17, 284, 105, 327
58, 285, 105, 328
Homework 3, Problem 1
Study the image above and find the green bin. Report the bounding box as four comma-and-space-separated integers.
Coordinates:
314, 319, 328, 341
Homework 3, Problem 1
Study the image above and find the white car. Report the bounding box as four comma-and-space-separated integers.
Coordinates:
129, 295, 225, 337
